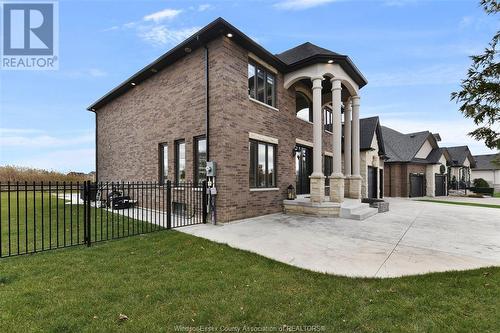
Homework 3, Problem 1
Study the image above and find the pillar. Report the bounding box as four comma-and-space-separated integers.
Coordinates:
349, 95, 362, 199
330, 78, 344, 203
309, 76, 324, 203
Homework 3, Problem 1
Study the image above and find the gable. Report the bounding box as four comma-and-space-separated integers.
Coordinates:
415, 139, 433, 159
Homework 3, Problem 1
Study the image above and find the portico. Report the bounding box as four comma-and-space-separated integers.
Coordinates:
283, 62, 364, 217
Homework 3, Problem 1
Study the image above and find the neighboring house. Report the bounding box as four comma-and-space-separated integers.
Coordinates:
382, 127, 450, 197
88, 18, 371, 222
444, 146, 476, 190
471, 153, 500, 191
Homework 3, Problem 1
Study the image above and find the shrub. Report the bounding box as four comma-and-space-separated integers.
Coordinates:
473, 178, 490, 188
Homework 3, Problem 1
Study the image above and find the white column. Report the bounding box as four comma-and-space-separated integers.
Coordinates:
330, 78, 344, 203
309, 76, 325, 203
331, 79, 343, 176
311, 76, 324, 177
349, 95, 362, 199
351, 96, 360, 177
344, 99, 352, 177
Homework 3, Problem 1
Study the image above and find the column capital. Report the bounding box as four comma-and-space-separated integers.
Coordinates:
351, 95, 360, 106
311, 76, 323, 89
330, 78, 342, 91
344, 99, 352, 111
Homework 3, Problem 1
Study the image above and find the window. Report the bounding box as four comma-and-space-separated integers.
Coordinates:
159, 143, 168, 184
324, 107, 333, 132
296, 92, 312, 122
194, 136, 207, 185
175, 140, 186, 183
324, 155, 332, 187
248, 62, 276, 107
249, 140, 277, 188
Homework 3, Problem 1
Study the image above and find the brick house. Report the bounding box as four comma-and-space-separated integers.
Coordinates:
88, 18, 378, 222
382, 126, 450, 197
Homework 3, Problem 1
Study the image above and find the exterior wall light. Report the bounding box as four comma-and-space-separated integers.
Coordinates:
131, 82, 136, 86
226, 33, 233, 38
327, 60, 334, 64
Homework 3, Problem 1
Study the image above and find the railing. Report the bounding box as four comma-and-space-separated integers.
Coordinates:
0, 180, 207, 258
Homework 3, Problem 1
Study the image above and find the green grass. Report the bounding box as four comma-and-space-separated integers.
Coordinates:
0, 191, 155, 256
417, 199, 500, 209
494, 193, 500, 198
0, 231, 499, 332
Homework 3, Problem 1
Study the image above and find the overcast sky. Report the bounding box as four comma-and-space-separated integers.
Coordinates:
1, 0, 498, 172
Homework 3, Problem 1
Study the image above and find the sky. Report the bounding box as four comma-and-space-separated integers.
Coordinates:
0, 0, 498, 172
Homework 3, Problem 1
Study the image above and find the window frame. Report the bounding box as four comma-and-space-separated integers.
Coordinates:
158, 142, 168, 185
249, 139, 278, 189
248, 61, 277, 108
193, 135, 207, 185
323, 106, 333, 132
174, 139, 186, 184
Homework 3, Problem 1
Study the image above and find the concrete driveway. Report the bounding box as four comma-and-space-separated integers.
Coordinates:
180, 198, 500, 278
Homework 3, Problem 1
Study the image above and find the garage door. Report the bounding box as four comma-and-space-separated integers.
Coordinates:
409, 174, 425, 197
435, 174, 446, 196
367, 166, 378, 198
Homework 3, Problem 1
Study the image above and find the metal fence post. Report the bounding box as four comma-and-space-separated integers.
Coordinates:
83, 181, 92, 247
202, 180, 207, 224
166, 180, 172, 229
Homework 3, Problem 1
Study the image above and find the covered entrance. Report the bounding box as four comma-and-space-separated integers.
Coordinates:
295, 145, 312, 195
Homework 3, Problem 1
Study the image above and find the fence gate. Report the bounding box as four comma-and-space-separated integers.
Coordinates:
0, 180, 207, 258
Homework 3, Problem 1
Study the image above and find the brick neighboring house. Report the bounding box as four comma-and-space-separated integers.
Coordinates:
445, 146, 476, 190
358, 117, 385, 199
88, 18, 373, 222
382, 126, 450, 197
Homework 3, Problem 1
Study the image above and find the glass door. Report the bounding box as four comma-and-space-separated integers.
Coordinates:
295, 145, 312, 195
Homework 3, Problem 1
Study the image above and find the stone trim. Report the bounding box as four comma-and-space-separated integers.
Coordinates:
249, 132, 279, 145
295, 138, 313, 147
249, 97, 279, 112
248, 52, 278, 74
250, 187, 280, 192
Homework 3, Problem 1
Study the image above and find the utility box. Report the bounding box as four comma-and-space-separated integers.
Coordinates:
206, 161, 216, 177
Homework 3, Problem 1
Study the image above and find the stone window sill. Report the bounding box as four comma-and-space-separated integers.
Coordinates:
250, 187, 280, 192
249, 97, 279, 112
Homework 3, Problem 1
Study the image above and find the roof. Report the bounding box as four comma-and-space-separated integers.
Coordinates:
359, 116, 385, 155
445, 146, 476, 168
88, 17, 367, 111
381, 126, 442, 164
472, 153, 499, 170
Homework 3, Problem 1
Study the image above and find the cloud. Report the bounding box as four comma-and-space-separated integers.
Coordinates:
137, 25, 200, 47
383, 0, 419, 7
197, 4, 212, 12
274, 0, 337, 10
1, 130, 93, 148
104, 8, 199, 47
368, 64, 466, 88
143, 8, 182, 23
6, 149, 95, 173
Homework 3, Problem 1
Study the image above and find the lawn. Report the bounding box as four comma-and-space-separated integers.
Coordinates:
417, 199, 500, 209
0, 191, 156, 257
494, 192, 500, 198
0, 231, 498, 332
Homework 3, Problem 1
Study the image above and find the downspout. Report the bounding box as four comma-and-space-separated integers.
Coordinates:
204, 45, 210, 161
95, 112, 98, 183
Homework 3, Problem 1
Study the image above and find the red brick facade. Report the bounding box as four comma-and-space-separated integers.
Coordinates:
384, 163, 426, 197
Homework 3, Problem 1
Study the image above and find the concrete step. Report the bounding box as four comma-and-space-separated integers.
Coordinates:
340, 202, 378, 220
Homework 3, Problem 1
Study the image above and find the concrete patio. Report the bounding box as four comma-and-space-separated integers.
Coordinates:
180, 198, 500, 278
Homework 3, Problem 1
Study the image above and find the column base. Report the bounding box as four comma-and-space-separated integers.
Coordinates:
329, 174, 345, 203
348, 175, 362, 199
309, 175, 325, 203
344, 175, 351, 197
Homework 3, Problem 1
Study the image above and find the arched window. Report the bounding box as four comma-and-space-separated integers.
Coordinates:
295, 92, 312, 122
323, 106, 332, 132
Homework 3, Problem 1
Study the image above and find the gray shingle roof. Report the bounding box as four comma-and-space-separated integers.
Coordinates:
360, 116, 384, 153
276, 42, 341, 65
445, 146, 476, 167
381, 126, 436, 163
472, 154, 500, 170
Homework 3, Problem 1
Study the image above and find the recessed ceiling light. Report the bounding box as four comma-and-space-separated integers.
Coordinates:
91, 108, 95, 111
327, 60, 334, 64
151, 68, 158, 73
131, 82, 136, 86
184, 47, 192, 53
226, 33, 233, 38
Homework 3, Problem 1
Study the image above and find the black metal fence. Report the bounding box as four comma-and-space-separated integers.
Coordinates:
0, 180, 207, 258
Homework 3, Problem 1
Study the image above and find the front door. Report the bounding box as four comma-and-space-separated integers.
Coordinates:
295, 145, 312, 195
367, 166, 378, 198
409, 173, 425, 197
435, 174, 446, 196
